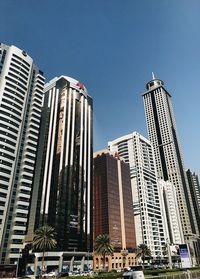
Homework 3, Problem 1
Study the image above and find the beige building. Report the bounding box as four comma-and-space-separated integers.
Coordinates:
94, 252, 136, 271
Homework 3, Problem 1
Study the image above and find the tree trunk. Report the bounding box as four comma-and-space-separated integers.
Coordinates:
142, 254, 145, 269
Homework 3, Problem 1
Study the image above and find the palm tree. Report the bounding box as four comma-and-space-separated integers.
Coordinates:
94, 234, 114, 270
32, 225, 57, 274
135, 244, 152, 267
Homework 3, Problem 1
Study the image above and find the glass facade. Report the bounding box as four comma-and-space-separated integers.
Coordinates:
93, 151, 136, 252
26, 76, 93, 252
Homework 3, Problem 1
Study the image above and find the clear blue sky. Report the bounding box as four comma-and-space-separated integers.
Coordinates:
1, 0, 200, 176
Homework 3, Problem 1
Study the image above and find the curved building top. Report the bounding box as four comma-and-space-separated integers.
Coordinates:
0, 43, 43, 75
44, 75, 88, 96
0, 43, 33, 64
108, 131, 151, 147
146, 72, 164, 90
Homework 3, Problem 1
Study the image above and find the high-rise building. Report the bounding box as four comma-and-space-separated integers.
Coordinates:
0, 44, 44, 263
109, 132, 166, 257
157, 179, 184, 245
186, 170, 200, 235
142, 74, 198, 237
93, 150, 136, 270
26, 76, 93, 253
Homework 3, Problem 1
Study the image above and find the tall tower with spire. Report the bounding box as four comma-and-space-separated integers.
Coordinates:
142, 74, 199, 239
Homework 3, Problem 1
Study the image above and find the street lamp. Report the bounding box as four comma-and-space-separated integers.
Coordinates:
16, 250, 22, 278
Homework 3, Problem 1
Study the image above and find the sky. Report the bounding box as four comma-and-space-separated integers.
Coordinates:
1, 0, 200, 176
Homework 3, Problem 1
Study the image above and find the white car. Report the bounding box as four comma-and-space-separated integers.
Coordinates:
122, 266, 144, 279
42, 271, 56, 278
123, 271, 144, 279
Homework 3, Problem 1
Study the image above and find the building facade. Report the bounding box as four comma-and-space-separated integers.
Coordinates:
186, 170, 200, 236
93, 150, 136, 270
157, 179, 184, 245
26, 76, 93, 253
109, 132, 166, 257
0, 44, 44, 263
142, 75, 198, 238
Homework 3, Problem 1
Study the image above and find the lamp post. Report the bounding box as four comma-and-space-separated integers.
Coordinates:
16, 250, 22, 278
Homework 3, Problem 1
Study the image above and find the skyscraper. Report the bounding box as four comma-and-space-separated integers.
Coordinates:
0, 44, 44, 263
142, 74, 198, 238
157, 179, 184, 245
109, 132, 166, 257
26, 76, 93, 253
93, 149, 136, 270
186, 170, 200, 235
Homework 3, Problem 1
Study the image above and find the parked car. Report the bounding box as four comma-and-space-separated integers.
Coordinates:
122, 266, 144, 279
42, 271, 56, 278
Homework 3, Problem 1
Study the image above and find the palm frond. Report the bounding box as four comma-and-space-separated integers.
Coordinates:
135, 243, 152, 259
94, 234, 114, 256
33, 225, 57, 252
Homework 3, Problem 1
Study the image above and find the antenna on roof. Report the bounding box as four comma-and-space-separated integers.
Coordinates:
152, 72, 155, 80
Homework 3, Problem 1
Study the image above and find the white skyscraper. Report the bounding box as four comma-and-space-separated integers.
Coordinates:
0, 44, 44, 263
142, 75, 198, 237
157, 179, 184, 244
109, 132, 166, 257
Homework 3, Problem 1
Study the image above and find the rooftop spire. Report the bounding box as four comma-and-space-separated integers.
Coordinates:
146, 74, 164, 90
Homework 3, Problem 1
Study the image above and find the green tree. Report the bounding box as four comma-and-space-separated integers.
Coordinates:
94, 234, 114, 270
135, 244, 152, 267
32, 225, 57, 274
